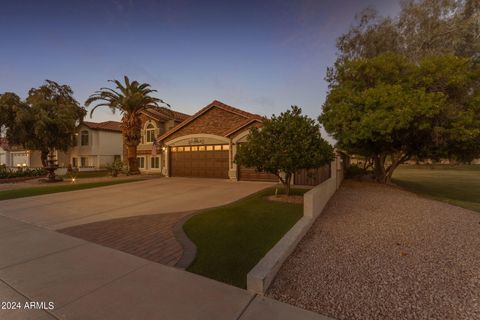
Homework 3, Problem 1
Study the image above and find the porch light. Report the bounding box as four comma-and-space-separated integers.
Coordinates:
22, 163, 27, 167
16, 164, 21, 167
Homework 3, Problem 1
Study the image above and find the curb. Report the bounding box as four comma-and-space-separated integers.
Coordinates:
173, 212, 199, 269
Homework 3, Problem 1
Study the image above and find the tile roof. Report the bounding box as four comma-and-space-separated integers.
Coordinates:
223, 118, 263, 137
142, 107, 190, 122
82, 121, 122, 132
158, 100, 264, 141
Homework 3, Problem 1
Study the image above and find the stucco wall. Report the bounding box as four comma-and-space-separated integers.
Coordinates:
247, 156, 343, 294
70, 126, 122, 168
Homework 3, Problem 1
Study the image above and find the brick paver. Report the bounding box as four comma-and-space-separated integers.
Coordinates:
59, 212, 191, 266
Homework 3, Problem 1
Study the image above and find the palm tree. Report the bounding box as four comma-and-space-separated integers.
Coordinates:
85, 76, 169, 174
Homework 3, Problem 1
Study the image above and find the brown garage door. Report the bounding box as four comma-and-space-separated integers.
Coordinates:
170, 145, 229, 179
238, 166, 278, 182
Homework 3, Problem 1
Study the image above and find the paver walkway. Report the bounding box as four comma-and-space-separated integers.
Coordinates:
0, 215, 331, 320
268, 180, 480, 320
59, 212, 192, 266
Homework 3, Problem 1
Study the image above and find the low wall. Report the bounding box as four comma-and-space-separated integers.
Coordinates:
247, 157, 343, 294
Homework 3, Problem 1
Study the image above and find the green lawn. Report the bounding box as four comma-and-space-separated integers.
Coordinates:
184, 187, 305, 288
393, 165, 480, 213
62, 170, 110, 179
0, 179, 141, 201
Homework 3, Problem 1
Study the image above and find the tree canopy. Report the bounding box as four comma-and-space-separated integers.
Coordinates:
320, 53, 480, 182
0, 81, 86, 166
235, 106, 334, 195
337, 0, 479, 62
322, 0, 480, 183
85, 76, 167, 174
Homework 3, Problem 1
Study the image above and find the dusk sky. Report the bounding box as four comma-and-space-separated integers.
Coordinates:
0, 0, 400, 122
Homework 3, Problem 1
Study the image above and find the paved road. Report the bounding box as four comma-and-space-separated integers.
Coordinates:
0, 215, 330, 320
0, 177, 274, 230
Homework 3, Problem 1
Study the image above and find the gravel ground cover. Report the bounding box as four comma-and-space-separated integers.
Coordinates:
268, 180, 480, 320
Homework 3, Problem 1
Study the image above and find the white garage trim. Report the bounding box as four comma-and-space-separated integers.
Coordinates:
165, 134, 230, 146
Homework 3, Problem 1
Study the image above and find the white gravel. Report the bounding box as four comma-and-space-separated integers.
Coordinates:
267, 180, 480, 320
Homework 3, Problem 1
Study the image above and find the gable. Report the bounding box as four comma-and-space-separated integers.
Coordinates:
163, 107, 249, 143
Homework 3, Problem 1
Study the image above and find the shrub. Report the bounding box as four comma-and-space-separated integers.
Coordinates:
104, 160, 125, 177
345, 164, 366, 179
0, 167, 47, 179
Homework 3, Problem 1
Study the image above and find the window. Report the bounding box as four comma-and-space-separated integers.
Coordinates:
114, 155, 121, 162
145, 123, 156, 143
206, 146, 213, 151
214, 145, 222, 151
198, 146, 205, 151
223, 144, 230, 150
137, 157, 145, 169
150, 156, 160, 169
80, 131, 89, 146
72, 134, 78, 146
80, 157, 87, 167
72, 157, 78, 167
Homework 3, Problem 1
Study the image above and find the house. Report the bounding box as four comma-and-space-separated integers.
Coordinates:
0, 137, 70, 168
70, 121, 123, 169
128, 106, 190, 173
156, 100, 278, 181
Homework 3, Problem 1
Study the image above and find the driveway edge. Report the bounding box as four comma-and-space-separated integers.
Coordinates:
173, 212, 199, 269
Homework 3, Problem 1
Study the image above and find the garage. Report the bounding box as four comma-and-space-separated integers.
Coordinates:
159, 100, 267, 181
238, 166, 278, 182
170, 144, 229, 179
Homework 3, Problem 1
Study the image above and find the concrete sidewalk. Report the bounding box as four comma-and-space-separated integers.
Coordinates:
0, 215, 331, 320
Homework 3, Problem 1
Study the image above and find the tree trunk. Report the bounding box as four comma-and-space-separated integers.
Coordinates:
373, 154, 387, 182
385, 153, 409, 184
284, 172, 292, 196
127, 144, 140, 175
41, 150, 49, 168
373, 153, 409, 184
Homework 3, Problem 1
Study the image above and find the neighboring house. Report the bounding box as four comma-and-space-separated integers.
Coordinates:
156, 100, 278, 181
0, 138, 67, 168
127, 106, 190, 173
70, 121, 123, 169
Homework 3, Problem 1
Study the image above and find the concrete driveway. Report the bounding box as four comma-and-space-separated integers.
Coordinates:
0, 177, 274, 230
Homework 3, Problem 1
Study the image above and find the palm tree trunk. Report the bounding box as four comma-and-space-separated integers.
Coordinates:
127, 144, 140, 175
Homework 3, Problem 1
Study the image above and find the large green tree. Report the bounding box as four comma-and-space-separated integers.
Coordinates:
320, 54, 480, 183
86, 76, 168, 174
0, 81, 86, 167
235, 106, 334, 195
337, 0, 479, 62
0, 92, 28, 140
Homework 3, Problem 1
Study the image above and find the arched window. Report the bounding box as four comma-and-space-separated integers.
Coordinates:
145, 123, 156, 143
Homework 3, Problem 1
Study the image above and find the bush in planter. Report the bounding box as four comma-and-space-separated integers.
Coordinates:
104, 160, 125, 177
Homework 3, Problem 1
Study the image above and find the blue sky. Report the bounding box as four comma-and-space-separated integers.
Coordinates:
0, 0, 399, 122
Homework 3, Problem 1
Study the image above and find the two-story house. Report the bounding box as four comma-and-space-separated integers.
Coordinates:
127, 107, 190, 173
70, 121, 123, 169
